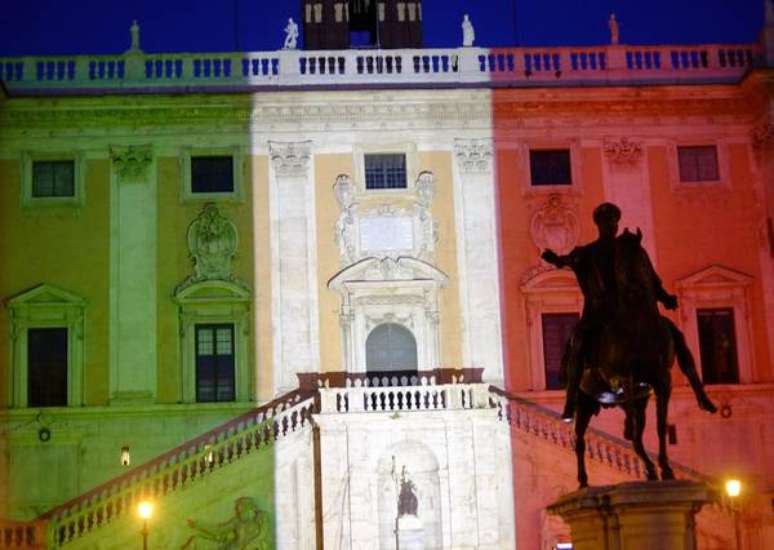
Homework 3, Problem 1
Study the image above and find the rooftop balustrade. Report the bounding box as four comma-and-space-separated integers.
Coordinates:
0, 42, 761, 95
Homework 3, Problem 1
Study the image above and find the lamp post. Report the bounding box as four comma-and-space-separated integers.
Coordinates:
137, 500, 153, 550
725, 479, 742, 550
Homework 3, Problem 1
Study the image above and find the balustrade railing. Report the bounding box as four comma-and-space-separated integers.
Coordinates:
40, 389, 316, 547
0, 42, 760, 93
0, 520, 46, 549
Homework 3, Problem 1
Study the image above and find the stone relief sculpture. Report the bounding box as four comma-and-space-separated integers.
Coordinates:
283, 18, 299, 50
603, 137, 642, 164
461, 14, 475, 47
181, 497, 270, 549
110, 145, 152, 181
176, 203, 245, 292
332, 172, 438, 265
529, 194, 579, 256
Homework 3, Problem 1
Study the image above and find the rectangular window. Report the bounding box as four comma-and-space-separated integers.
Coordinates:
28, 328, 68, 407
678, 146, 719, 182
365, 154, 407, 190
32, 160, 75, 198
191, 156, 234, 194
530, 149, 572, 186
195, 324, 235, 402
541, 313, 579, 390
697, 308, 739, 384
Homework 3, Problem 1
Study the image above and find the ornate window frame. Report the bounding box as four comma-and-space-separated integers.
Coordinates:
6, 284, 85, 408
667, 140, 730, 191
675, 265, 754, 384
520, 269, 582, 391
518, 139, 583, 197
353, 142, 418, 195
328, 257, 448, 374
179, 146, 244, 203
174, 281, 252, 403
20, 151, 86, 208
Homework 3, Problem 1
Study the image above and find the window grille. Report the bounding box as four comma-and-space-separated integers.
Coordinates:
678, 146, 719, 182
697, 308, 738, 384
541, 313, 579, 390
32, 160, 75, 197
365, 154, 407, 189
195, 324, 236, 402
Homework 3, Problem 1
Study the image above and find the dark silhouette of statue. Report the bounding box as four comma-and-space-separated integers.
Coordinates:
542, 203, 717, 486
397, 471, 418, 517
542, 203, 715, 421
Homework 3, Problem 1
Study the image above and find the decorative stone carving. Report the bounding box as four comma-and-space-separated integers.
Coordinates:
125, 19, 142, 54
182, 496, 270, 549
608, 14, 620, 45
603, 137, 642, 164
529, 194, 579, 255
176, 204, 245, 292
461, 14, 475, 47
415, 171, 435, 208
269, 141, 311, 177
454, 138, 492, 173
333, 174, 438, 265
110, 145, 152, 181
283, 18, 299, 50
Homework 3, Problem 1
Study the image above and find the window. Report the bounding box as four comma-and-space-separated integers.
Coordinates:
366, 323, 418, 373
541, 313, 579, 390
365, 154, 407, 189
195, 324, 236, 402
32, 161, 75, 198
191, 156, 234, 193
7, 284, 84, 408
697, 308, 739, 384
677, 146, 719, 182
27, 328, 68, 407
530, 149, 572, 186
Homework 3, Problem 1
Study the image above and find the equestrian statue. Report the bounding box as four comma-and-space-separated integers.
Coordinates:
542, 203, 717, 487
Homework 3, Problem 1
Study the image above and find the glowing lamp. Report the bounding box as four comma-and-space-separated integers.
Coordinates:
137, 500, 154, 520
725, 479, 741, 498
120, 446, 131, 466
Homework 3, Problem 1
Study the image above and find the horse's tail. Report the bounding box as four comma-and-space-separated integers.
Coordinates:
665, 317, 718, 413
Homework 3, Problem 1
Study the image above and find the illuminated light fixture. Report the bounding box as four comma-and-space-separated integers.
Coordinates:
555, 544, 573, 550
120, 446, 131, 466
725, 479, 742, 498
137, 500, 153, 520
204, 444, 215, 465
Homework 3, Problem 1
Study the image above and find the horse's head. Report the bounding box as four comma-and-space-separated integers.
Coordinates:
615, 228, 656, 310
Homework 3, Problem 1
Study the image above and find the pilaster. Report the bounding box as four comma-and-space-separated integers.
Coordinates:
108, 145, 157, 403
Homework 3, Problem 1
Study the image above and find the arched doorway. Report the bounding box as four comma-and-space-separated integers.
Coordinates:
366, 323, 418, 376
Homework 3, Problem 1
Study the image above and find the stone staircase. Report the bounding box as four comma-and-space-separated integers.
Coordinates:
0, 373, 731, 549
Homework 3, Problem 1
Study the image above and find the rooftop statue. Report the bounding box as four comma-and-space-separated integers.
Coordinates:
461, 14, 475, 47
608, 13, 620, 45
283, 17, 299, 50
542, 203, 717, 487
125, 19, 142, 54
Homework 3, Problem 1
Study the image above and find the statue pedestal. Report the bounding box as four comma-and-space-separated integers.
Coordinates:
547, 480, 715, 550
397, 515, 424, 549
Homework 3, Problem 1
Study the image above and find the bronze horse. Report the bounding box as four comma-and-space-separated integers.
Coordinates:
572, 229, 712, 487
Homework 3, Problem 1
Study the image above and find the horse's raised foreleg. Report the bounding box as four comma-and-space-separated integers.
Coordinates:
574, 395, 594, 488
655, 384, 675, 480
630, 398, 658, 481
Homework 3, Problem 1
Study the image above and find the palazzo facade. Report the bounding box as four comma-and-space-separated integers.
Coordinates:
1, 5, 774, 549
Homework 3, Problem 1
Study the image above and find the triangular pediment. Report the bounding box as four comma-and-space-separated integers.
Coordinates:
676, 265, 753, 289
520, 267, 579, 294
6, 283, 85, 308
328, 256, 448, 290
174, 279, 250, 304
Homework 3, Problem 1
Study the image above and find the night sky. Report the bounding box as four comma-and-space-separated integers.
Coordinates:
0, 0, 765, 56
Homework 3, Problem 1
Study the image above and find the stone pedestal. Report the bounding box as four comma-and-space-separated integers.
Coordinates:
547, 480, 715, 550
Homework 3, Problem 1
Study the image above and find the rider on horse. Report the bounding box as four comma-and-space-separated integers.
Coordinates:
541, 203, 715, 422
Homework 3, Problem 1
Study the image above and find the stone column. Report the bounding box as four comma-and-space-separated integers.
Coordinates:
108, 145, 157, 403
547, 480, 714, 550
452, 139, 504, 385
268, 141, 320, 395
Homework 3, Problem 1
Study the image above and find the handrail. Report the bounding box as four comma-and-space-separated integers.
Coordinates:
488, 386, 714, 484
41, 388, 317, 546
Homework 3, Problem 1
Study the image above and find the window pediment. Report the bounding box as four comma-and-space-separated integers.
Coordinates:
676, 265, 753, 290
173, 280, 251, 304
7, 283, 85, 309
328, 256, 448, 290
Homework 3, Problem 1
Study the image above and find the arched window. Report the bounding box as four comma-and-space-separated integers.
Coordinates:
366, 323, 417, 374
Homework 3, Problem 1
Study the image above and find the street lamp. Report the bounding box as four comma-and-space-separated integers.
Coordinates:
724, 479, 742, 550
137, 500, 153, 550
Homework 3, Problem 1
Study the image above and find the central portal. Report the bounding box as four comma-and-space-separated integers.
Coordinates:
366, 323, 418, 377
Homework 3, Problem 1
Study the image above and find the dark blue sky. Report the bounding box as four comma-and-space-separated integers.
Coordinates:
0, 0, 764, 56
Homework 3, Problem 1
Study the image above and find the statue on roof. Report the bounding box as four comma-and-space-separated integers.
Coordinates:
461, 14, 475, 47
126, 19, 142, 54
608, 13, 620, 45
283, 18, 299, 50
